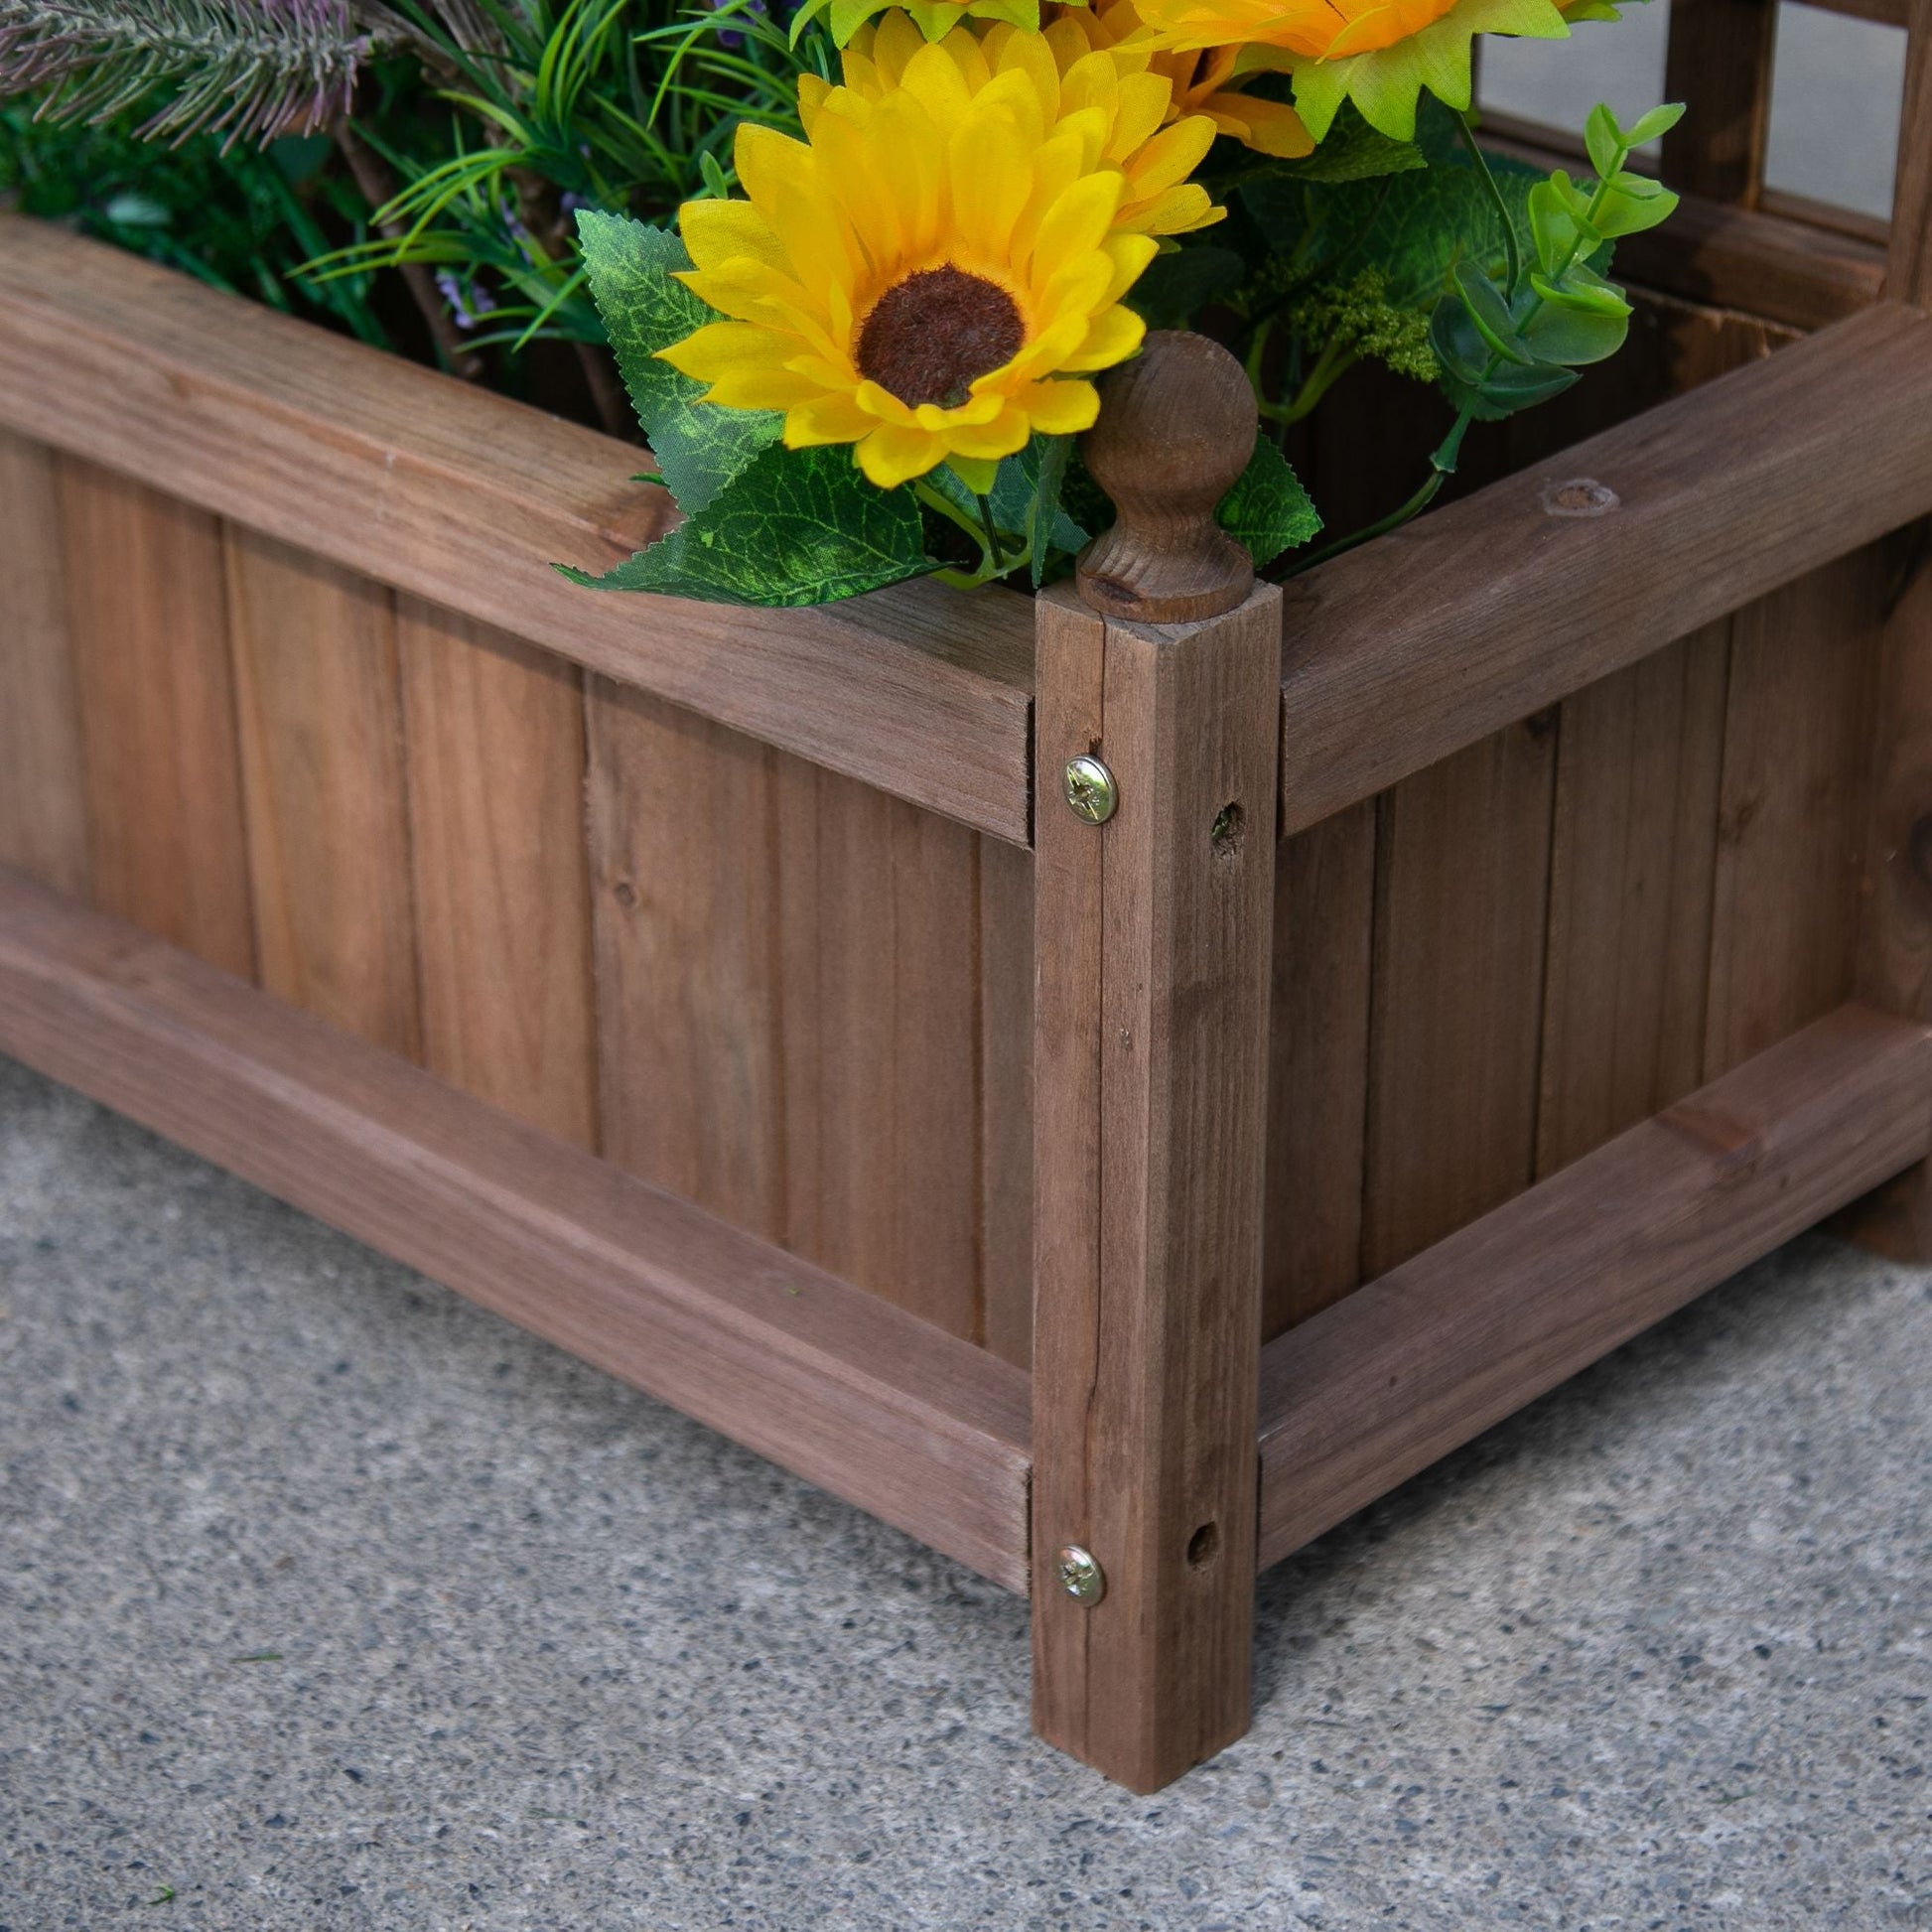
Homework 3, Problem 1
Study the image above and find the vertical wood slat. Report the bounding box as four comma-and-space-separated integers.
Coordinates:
0, 431, 87, 896
1895, 0, 1932, 307
397, 599, 599, 1150
1031, 584, 1279, 1793
1359, 718, 1558, 1278
1704, 552, 1886, 1079
1263, 800, 1374, 1338
1661, 0, 1781, 207
777, 765, 983, 1340
586, 679, 1025, 1347
224, 528, 420, 1060
1536, 623, 1731, 1176
979, 836, 1035, 1367
55, 457, 255, 980
587, 681, 786, 1241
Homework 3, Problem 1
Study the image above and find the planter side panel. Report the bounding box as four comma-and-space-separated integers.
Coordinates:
586, 679, 1035, 1359
1264, 542, 1890, 1334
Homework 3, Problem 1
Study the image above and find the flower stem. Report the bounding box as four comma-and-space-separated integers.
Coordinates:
1455, 109, 1522, 300
1281, 408, 1473, 577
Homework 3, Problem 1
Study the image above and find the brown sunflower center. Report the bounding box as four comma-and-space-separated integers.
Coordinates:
855, 266, 1025, 410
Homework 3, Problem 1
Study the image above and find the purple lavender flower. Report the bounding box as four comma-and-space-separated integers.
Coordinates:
435, 270, 496, 331
708, 0, 767, 52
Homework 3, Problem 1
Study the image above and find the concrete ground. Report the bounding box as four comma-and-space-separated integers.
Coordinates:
2, 1047, 1929, 1931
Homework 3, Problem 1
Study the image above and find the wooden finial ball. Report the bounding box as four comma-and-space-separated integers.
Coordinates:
1075, 330, 1258, 624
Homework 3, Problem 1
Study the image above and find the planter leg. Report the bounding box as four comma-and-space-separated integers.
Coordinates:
1840, 17, 1932, 1260
1030, 580, 1281, 1792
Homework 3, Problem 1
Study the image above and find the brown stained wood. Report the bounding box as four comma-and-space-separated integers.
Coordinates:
1838, 524, 1932, 1257
1360, 719, 1557, 1278
1278, 304, 1932, 835
1032, 582, 1280, 1793
55, 457, 255, 978
0, 431, 87, 895
1662, 0, 1779, 207
0, 864, 1033, 1592
396, 598, 599, 1150
776, 764, 984, 1342
0, 217, 1034, 844
587, 679, 785, 1241
1263, 800, 1375, 1338
1537, 624, 1731, 1176
978, 836, 1035, 1367
1705, 553, 1886, 1080
1077, 332, 1256, 623
1258, 1003, 1932, 1569
1895, 0, 1932, 308
224, 528, 421, 1060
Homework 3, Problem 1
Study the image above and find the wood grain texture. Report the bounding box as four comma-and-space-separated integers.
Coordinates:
397, 597, 599, 1149
55, 456, 255, 978
1361, 719, 1557, 1277
1263, 800, 1375, 1337
1537, 624, 1730, 1175
1837, 524, 1932, 1256
588, 679, 787, 1240
1705, 553, 1885, 1079
775, 764, 984, 1340
1896, 0, 1932, 309
0, 217, 1034, 844
978, 835, 1036, 1367
1258, 1003, 1932, 1569
225, 528, 420, 1058
587, 683, 1008, 1343
1662, 0, 1779, 207
0, 430, 87, 895
1032, 583, 1280, 1793
0, 864, 1033, 1592
1278, 304, 1932, 835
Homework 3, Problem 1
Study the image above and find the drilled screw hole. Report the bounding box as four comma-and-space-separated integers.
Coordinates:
1186, 1521, 1219, 1569
1210, 802, 1243, 857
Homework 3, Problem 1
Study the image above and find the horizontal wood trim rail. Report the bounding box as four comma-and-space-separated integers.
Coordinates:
0, 865, 1035, 1592
1256, 1003, 1932, 1569
0, 217, 1035, 846
1279, 301, 1932, 836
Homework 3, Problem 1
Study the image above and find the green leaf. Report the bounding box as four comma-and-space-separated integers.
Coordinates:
1216, 439, 1321, 569
561, 444, 932, 607
575, 208, 781, 517
1031, 434, 1076, 589
1271, 102, 1430, 184
1523, 300, 1628, 367
1584, 102, 1624, 184
1452, 260, 1534, 365
1590, 179, 1680, 239
1527, 177, 1587, 278
1623, 102, 1687, 148
1530, 264, 1631, 319
923, 435, 1087, 556
1435, 346, 1580, 422
1127, 243, 1245, 329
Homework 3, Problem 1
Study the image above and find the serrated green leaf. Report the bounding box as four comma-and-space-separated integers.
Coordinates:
576, 208, 781, 517
921, 435, 1089, 558
1272, 101, 1430, 183
1215, 438, 1321, 569
1584, 102, 1624, 183
560, 444, 931, 607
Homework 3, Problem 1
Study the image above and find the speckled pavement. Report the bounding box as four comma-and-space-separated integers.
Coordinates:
1, 1048, 1927, 1931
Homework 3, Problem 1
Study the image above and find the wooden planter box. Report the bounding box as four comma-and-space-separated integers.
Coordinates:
3, 21, 1930, 1790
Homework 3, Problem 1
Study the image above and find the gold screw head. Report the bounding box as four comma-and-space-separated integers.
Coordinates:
1055, 1544, 1105, 1605
1063, 756, 1118, 825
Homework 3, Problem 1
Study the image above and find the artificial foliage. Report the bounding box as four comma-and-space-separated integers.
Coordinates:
2, 0, 1681, 608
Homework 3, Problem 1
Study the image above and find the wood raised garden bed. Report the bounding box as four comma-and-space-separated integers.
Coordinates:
3, 11, 1930, 1790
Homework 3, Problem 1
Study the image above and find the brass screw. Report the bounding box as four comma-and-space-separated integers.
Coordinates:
1063, 756, 1118, 826
1055, 1544, 1105, 1605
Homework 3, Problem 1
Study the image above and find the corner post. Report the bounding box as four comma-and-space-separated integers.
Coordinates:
1031, 335, 1281, 1791
1840, 4, 1932, 1259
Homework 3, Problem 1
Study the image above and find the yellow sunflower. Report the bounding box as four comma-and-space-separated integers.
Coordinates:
1051, 0, 1313, 158
1129, 0, 1629, 142
659, 22, 1224, 489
